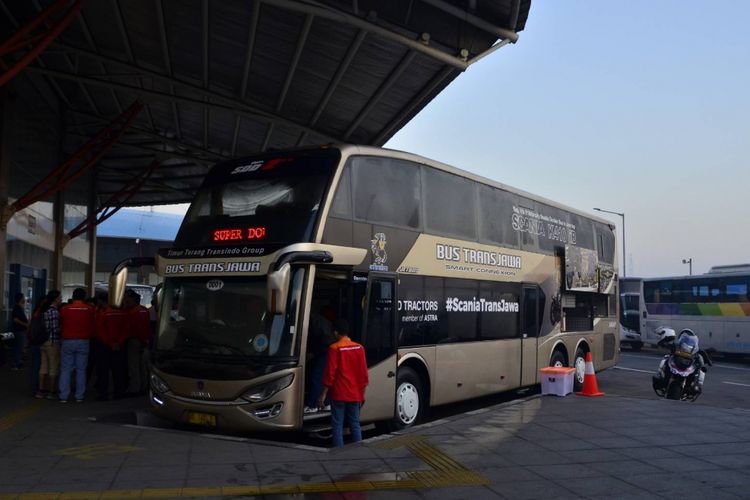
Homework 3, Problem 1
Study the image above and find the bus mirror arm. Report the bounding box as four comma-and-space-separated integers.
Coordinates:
271, 250, 333, 271
109, 257, 156, 308
267, 263, 291, 315
266, 251, 334, 315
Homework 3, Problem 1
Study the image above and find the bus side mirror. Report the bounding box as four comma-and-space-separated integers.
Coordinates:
154, 283, 163, 311
109, 267, 128, 308
267, 263, 291, 315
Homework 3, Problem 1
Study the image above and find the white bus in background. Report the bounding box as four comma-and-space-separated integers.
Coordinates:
642, 265, 750, 354
619, 277, 644, 351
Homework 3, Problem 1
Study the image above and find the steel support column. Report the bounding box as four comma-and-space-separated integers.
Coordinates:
85, 173, 97, 297
51, 190, 64, 291
0, 88, 9, 321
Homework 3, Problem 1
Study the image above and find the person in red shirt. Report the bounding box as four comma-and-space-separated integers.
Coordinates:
58, 288, 96, 402
123, 289, 151, 395
94, 295, 129, 400
318, 319, 369, 447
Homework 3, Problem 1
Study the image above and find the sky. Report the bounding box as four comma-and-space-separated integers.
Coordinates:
387, 0, 750, 278
140, 1, 750, 278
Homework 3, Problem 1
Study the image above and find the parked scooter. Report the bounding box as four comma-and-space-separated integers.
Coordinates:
652, 327, 711, 401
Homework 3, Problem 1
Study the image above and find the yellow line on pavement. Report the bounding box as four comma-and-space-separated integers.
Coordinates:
0, 433, 488, 498
0, 401, 44, 433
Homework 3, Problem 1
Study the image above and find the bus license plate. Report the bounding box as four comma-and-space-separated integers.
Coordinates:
187, 412, 217, 427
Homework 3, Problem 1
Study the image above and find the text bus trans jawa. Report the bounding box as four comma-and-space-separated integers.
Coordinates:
109, 145, 620, 433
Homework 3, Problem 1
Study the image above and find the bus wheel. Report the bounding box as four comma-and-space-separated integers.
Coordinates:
393, 367, 423, 430
573, 348, 587, 392
549, 350, 566, 368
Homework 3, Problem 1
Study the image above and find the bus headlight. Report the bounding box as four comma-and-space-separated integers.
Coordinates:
241, 374, 294, 403
150, 373, 170, 394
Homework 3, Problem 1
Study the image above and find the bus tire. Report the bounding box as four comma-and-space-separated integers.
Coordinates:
549, 350, 566, 369
573, 348, 587, 392
392, 367, 424, 430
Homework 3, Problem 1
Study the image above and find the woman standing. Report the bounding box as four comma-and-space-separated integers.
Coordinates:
10, 293, 28, 370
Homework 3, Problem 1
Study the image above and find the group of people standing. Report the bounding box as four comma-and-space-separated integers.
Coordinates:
8, 287, 152, 403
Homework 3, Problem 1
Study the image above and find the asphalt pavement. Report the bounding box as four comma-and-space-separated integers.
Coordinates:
3, 350, 750, 499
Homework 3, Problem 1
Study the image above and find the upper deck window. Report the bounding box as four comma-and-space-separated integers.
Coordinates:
351, 156, 422, 229
423, 168, 477, 240
176, 151, 339, 247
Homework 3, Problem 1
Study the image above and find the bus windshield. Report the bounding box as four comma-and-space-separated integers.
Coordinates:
156, 273, 303, 360
175, 152, 339, 248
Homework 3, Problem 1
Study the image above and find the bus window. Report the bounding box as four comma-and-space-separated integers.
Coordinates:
522, 287, 539, 337
329, 166, 352, 218
444, 278, 479, 342
479, 281, 520, 340
351, 157, 421, 229
477, 184, 519, 248
423, 168, 477, 240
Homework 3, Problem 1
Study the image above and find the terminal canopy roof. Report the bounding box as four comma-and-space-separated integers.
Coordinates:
2, 0, 530, 206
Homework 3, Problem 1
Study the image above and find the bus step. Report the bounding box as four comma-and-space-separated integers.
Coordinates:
302, 410, 331, 422
303, 421, 332, 434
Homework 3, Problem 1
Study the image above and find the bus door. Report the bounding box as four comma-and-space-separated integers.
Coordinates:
521, 285, 540, 386
359, 274, 397, 422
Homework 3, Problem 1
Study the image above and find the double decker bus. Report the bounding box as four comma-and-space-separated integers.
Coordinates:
641, 265, 750, 353
111, 145, 619, 433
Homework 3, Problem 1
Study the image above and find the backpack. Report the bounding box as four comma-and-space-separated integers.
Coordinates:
29, 314, 49, 345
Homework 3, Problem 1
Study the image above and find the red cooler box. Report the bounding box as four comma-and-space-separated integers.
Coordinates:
539, 367, 576, 396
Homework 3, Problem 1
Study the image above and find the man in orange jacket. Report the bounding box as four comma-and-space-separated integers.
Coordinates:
59, 288, 96, 402
94, 296, 129, 400
318, 319, 369, 447
124, 290, 151, 395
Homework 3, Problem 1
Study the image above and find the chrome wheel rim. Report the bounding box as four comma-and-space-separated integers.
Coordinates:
552, 359, 565, 368
396, 382, 419, 425
575, 356, 586, 384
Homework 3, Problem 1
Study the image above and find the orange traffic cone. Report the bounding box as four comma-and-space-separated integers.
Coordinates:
577, 352, 604, 397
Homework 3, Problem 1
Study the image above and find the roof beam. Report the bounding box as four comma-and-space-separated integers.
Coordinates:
260, 0, 469, 70
230, 116, 242, 157
29, 0, 101, 114
239, 1, 260, 100
232, 1, 261, 158
110, 0, 158, 131
276, 14, 313, 113
509, 0, 521, 31
67, 109, 226, 162
67, 130, 213, 165
309, 29, 366, 126
373, 65, 455, 144
75, 8, 124, 114
155, 0, 181, 140
344, 50, 416, 140
47, 43, 340, 142
202, 0, 209, 149
419, 0, 519, 43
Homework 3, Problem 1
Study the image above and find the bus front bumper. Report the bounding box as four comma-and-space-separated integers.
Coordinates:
149, 389, 302, 432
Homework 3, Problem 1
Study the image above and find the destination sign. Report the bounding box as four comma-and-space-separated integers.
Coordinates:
213, 226, 267, 242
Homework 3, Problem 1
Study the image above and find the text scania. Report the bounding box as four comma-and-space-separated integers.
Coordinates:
445, 297, 520, 313
164, 261, 260, 274
436, 243, 521, 269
